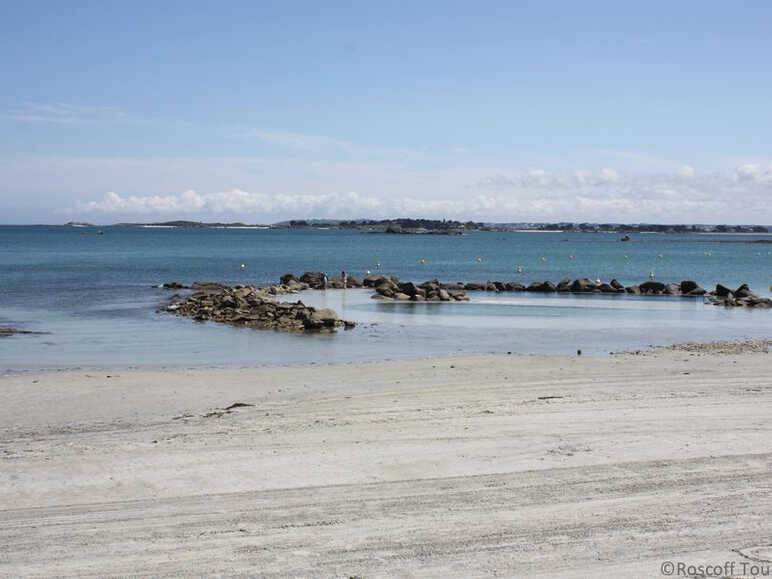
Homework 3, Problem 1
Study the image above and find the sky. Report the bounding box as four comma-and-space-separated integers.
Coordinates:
1, 0, 772, 224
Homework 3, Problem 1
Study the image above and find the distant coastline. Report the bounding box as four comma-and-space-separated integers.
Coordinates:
59, 218, 771, 235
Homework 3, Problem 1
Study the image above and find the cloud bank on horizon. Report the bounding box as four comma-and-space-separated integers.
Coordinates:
66, 162, 772, 224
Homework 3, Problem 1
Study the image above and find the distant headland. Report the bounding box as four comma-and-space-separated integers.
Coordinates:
68, 218, 770, 234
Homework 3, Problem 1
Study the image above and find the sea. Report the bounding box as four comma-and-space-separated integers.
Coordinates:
1, 225, 770, 373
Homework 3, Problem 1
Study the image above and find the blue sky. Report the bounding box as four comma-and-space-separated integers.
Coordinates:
2, 1, 772, 223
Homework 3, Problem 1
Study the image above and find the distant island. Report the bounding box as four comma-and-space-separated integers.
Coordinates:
113, 220, 270, 229
69, 219, 770, 234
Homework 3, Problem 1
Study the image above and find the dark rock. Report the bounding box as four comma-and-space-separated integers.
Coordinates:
299, 271, 327, 289
663, 283, 681, 295
610, 279, 625, 290
398, 281, 420, 296
680, 280, 699, 293
734, 284, 757, 298
570, 278, 599, 293
191, 281, 227, 291
639, 281, 666, 294
527, 281, 556, 292
280, 273, 299, 286
557, 278, 572, 292
715, 284, 734, 297
440, 282, 465, 290
626, 285, 640, 294
505, 282, 526, 292
161, 282, 188, 290
364, 274, 391, 287
0, 327, 49, 337
465, 282, 485, 291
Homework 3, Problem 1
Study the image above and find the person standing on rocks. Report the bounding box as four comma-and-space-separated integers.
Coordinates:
323, 274, 328, 290
342, 271, 347, 289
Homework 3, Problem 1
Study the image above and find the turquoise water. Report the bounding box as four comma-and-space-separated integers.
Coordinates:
1, 226, 770, 371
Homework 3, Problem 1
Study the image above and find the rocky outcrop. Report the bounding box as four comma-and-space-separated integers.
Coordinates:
158, 282, 188, 289
299, 271, 326, 289
371, 277, 468, 302
706, 284, 772, 308
163, 285, 354, 331
639, 281, 666, 294
526, 281, 557, 292
191, 281, 227, 291
0, 327, 49, 337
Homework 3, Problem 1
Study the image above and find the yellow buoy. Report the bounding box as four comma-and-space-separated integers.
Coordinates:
541, 256, 547, 263
476, 257, 482, 263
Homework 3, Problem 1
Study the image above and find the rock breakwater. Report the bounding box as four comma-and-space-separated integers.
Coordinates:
162, 283, 354, 332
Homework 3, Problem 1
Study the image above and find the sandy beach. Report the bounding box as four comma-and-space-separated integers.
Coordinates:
1, 346, 771, 577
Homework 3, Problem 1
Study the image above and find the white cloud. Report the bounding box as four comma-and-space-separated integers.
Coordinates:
598, 168, 620, 183
677, 165, 695, 179
735, 163, 772, 184
73, 189, 386, 219
22, 158, 772, 224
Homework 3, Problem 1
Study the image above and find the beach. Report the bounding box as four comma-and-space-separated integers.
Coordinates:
2, 345, 771, 577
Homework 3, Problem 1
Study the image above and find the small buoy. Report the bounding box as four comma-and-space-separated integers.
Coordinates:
541, 256, 547, 263
240, 264, 246, 269
649, 271, 655, 279
516, 265, 523, 274
569, 255, 574, 260
476, 257, 482, 263
623, 254, 629, 260
657, 253, 663, 259
419, 258, 426, 264
365, 269, 371, 276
